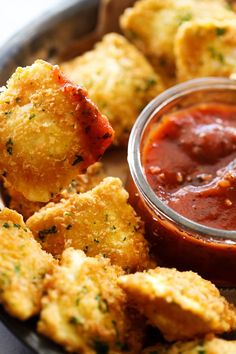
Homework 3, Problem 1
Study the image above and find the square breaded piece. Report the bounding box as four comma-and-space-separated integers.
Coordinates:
142, 337, 236, 354
0, 208, 55, 320
0, 60, 114, 202
120, 0, 236, 86
175, 20, 236, 81
38, 248, 144, 354
61, 33, 163, 146
118, 267, 236, 341
6, 162, 105, 220
27, 177, 152, 272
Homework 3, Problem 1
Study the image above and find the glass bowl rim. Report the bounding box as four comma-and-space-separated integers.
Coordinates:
128, 77, 236, 241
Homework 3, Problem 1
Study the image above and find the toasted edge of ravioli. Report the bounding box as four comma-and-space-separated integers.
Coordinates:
6, 162, 105, 220
0, 208, 55, 320
0, 59, 114, 202
118, 267, 236, 341
61, 33, 163, 146
27, 177, 152, 272
175, 20, 236, 81
38, 248, 144, 354
142, 336, 236, 354
120, 0, 236, 86
142, 344, 169, 354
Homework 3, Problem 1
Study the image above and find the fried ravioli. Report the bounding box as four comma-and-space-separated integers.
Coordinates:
0, 208, 55, 320
142, 337, 236, 354
118, 267, 236, 341
175, 20, 236, 81
61, 33, 163, 146
0, 60, 113, 202
38, 248, 144, 354
120, 0, 236, 86
6, 162, 105, 220
27, 177, 151, 272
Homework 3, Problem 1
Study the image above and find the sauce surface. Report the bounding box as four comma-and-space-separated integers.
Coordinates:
143, 103, 236, 230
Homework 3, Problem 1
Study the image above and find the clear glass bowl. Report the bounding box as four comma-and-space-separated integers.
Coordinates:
128, 77, 236, 287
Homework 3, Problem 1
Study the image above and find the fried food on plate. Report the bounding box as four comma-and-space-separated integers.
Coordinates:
120, 0, 236, 86
6, 162, 105, 220
175, 20, 236, 81
61, 33, 163, 146
142, 337, 236, 354
27, 177, 151, 272
0, 208, 55, 320
38, 248, 144, 354
0, 59, 114, 202
118, 267, 236, 341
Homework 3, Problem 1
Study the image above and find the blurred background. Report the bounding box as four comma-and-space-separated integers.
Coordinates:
0, 0, 62, 46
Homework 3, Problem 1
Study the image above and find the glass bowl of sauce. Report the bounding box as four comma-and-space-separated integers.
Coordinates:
128, 77, 236, 287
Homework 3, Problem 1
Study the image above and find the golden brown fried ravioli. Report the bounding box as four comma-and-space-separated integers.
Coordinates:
120, 0, 236, 86
118, 267, 236, 341
38, 248, 144, 354
0, 208, 55, 320
6, 162, 105, 220
27, 177, 151, 272
0, 60, 113, 202
61, 33, 163, 145
143, 337, 236, 354
175, 20, 236, 81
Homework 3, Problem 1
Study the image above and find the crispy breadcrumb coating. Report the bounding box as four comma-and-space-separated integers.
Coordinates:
142, 337, 236, 354
27, 177, 152, 272
118, 267, 236, 341
38, 248, 144, 354
175, 20, 236, 81
5, 162, 105, 220
0, 208, 55, 320
120, 0, 236, 86
61, 33, 163, 146
0, 60, 113, 202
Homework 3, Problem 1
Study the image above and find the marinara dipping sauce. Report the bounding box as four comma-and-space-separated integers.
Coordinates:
144, 103, 236, 230
128, 78, 236, 287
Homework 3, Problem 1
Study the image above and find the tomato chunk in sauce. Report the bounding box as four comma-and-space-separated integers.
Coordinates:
143, 103, 236, 230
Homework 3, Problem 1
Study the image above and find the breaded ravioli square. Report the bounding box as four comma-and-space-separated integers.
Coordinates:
0, 60, 114, 202
118, 267, 236, 341
61, 33, 163, 146
27, 177, 151, 272
120, 0, 236, 86
175, 20, 236, 81
6, 162, 105, 220
0, 208, 55, 320
38, 248, 144, 354
142, 337, 236, 354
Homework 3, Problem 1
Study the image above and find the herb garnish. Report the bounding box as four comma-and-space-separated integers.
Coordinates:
38, 225, 57, 241
6, 138, 13, 155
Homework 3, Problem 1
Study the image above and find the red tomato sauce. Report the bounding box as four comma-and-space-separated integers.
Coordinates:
143, 103, 236, 230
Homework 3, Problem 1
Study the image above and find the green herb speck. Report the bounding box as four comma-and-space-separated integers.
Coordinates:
14, 264, 21, 274
216, 27, 226, 36
69, 316, 83, 325
96, 295, 109, 313
13, 223, 21, 229
38, 225, 57, 241
29, 113, 36, 120
6, 138, 13, 155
